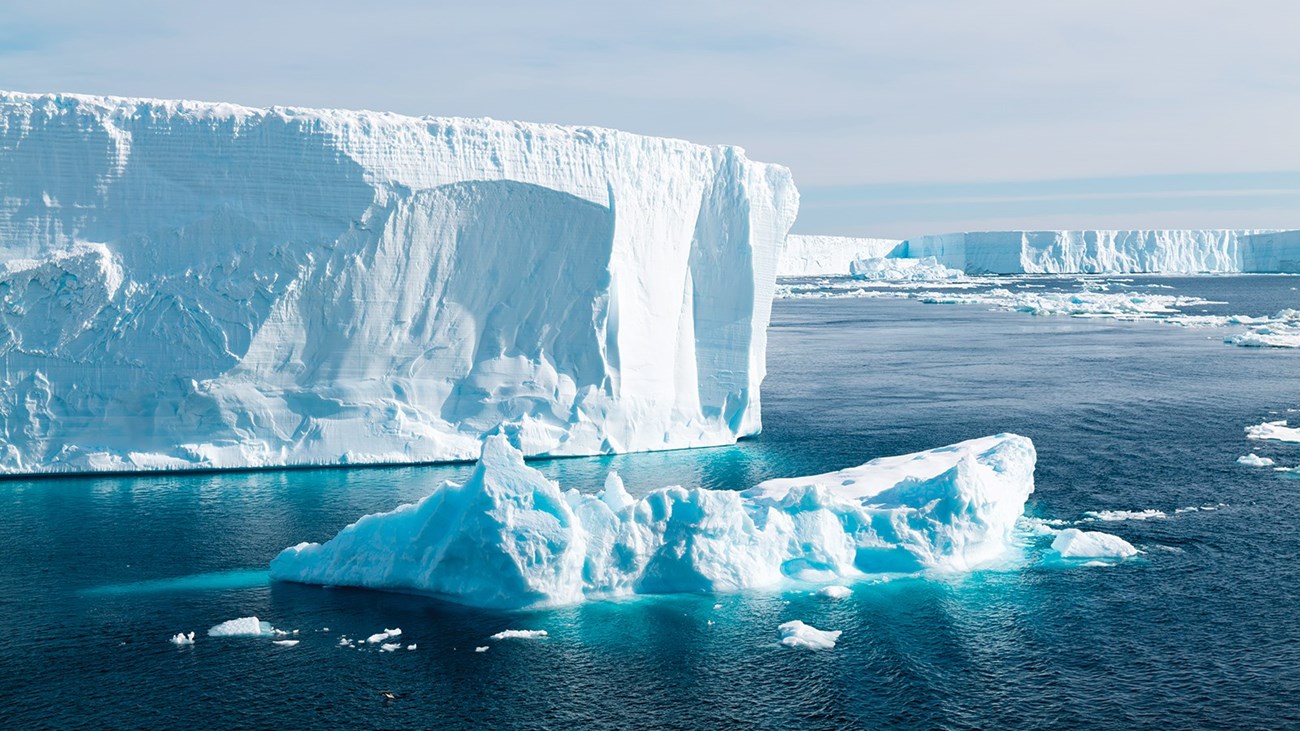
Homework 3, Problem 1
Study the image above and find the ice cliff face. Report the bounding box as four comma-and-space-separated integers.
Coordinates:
0, 92, 799, 474
270, 433, 1036, 608
778, 235, 903, 277
906, 230, 1274, 274
1241, 230, 1300, 273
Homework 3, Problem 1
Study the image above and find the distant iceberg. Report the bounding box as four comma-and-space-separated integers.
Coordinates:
270, 432, 1036, 608
849, 256, 963, 282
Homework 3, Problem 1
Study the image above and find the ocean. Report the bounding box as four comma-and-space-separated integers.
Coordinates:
3, 275, 1299, 729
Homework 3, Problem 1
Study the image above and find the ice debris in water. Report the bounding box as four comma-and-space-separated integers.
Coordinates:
778, 621, 841, 650
1051, 529, 1141, 561
475, 646, 490, 653
1238, 453, 1275, 467
379, 643, 402, 652
1247, 421, 1300, 443
272, 640, 299, 648
207, 617, 278, 637
366, 629, 401, 644
1082, 509, 1166, 522
490, 630, 548, 640
407, 644, 417, 651
169, 632, 195, 646
270, 433, 1036, 608
816, 585, 852, 599
849, 256, 963, 282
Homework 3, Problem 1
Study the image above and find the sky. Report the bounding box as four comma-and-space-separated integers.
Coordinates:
1, 0, 1297, 238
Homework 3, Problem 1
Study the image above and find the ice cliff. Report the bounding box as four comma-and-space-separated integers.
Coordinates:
905, 230, 1275, 275
269, 432, 1036, 608
778, 235, 903, 277
0, 92, 798, 474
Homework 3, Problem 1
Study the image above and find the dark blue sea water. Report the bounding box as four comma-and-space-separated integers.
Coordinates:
3, 276, 1300, 730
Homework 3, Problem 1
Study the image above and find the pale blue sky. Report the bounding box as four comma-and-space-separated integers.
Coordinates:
1, 0, 1297, 237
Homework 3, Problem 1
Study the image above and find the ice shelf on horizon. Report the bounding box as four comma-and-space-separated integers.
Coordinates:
269, 432, 1037, 608
0, 91, 798, 474
779, 230, 1300, 276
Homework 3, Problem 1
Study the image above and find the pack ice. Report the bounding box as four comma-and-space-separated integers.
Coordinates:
269, 432, 1036, 608
0, 92, 798, 474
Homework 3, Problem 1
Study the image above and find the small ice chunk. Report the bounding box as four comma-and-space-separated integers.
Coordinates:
475, 646, 489, 653
208, 616, 277, 637
1238, 453, 1275, 467
338, 637, 354, 647
1051, 528, 1141, 560
366, 628, 402, 644
490, 629, 547, 640
272, 640, 299, 647
816, 585, 852, 599
380, 642, 401, 652
713, 603, 722, 610
169, 632, 195, 646
778, 620, 841, 650
1082, 509, 1166, 522
407, 644, 417, 651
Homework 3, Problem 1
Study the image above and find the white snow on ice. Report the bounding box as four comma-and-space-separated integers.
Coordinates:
815, 585, 852, 599
849, 256, 963, 282
207, 617, 278, 637
1238, 453, 1276, 467
1051, 529, 1142, 561
778, 620, 841, 650
272, 640, 299, 647
169, 632, 195, 646
1247, 420, 1300, 443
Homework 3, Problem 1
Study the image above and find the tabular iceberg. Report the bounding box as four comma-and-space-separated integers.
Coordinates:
905, 230, 1273, 274
0, 92, 798, 474
778, 235, 903, 277
269, 432, 1036, 608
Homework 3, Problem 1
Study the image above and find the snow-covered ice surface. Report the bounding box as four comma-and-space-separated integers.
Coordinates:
270, 432, 1036, 608
1238, 453, 1276, 467
0, 91, 798, 475
849, 256, 964, 282
778, 235, 903, 277
207, 617, 278, 637
778, 620, 841, 650
272, 640, 299, 647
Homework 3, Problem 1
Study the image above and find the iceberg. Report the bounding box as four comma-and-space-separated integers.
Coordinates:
849, 256, 963, 282
0, 91, 798, 475
207, 616, 278, 637
777, 620, 840, 650
269, 432, 1036, 608
778, 235, 904, 277
906, 230, 1274, 274
1050, 529, 1141, 560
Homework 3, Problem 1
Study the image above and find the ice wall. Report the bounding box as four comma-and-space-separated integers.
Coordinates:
1241, 231, 1300, 273
0, 92, 798, 474
778, 235, 903, 277
906, 230, 1273, 274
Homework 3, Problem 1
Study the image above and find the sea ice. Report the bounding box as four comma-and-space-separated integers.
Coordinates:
207, 617, 278, 637
0, 91, 798, 475
475, 646, 490, 653
1247, 421, 1300, 443
366, 629, 402, 644
490, 630, 548, 640
272, 640, 299, 647
778, 620, 841, 650
1050, 529, 1141, 560
1238, 453, 1276, 467
379, 643, 401, 652
170, 632, 195, 646
1082, 509, 1166, 522
270, 432, 1036, 608
815, 585, 852, 599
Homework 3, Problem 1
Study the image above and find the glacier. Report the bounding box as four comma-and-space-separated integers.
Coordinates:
0, 91, 798, 474
781, 230, 1299, 277
269, 432, 1037, 609
778, 235, 903, 277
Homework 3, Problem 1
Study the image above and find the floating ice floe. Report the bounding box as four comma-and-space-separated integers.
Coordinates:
379, 643, 402, 652
1247, 420, 1300, 443
849, 256, 963, 282
272, 640, 299, 647
1082, 509, 1166, 522
778, 620, 841, 650
1224, 310, 1300, 348
1050, 529, 1141, 561
270, 433, 1036, 608
815, 585, 852, 599
490, 630, 548, 640
169, 632, 195, 646
1238, 453, 1276, 467
407, 644, 417, 651
475, 646, 490, 653
207, 617, 279, 638
366, 628, 402, 644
